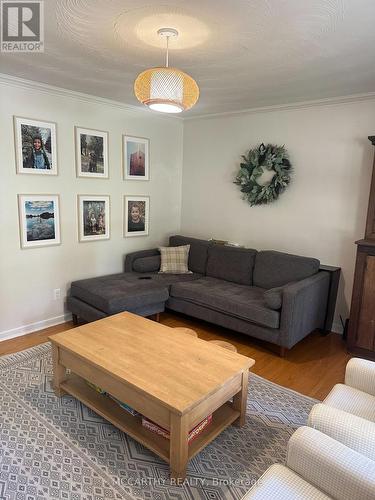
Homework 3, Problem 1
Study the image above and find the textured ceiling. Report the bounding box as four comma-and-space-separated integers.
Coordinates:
1, 0, 375, 116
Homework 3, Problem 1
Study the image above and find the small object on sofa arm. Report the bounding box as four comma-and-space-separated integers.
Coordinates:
133, 255, 161, 273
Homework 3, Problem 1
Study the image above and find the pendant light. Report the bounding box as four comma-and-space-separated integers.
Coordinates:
134, 28, 199, 113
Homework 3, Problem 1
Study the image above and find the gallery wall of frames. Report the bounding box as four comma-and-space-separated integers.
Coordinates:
14, 116, 151, 249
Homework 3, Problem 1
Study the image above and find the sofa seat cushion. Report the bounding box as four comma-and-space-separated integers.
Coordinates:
242, 464, 331, 500
170, 277, 280, 329
71, 272, 202, 314
206, 245, 257, 285
323, 384, 375, 423
253, 250, 320, 289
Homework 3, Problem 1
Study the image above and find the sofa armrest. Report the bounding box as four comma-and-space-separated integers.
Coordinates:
308, 403, 375, 461
279, 272, 330, 349
345, 358, 375, 397
124, 248, 160, 272
287, 426, 375, 500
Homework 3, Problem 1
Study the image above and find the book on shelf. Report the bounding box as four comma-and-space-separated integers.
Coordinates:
108, 395, 141, 416
142, 414, 213, 443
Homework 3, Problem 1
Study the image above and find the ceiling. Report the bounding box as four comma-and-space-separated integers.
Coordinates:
1, 0, 375, 116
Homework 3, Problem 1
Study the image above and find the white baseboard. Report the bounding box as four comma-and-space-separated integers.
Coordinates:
0, 313, 72, 342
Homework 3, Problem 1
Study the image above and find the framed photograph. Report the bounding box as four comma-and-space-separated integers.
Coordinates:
124, 195, 149, 237
78, 195, 110, 242
75, 127, 109, 178
14, 116, 57, 175
123, 135, 149, 180
18, 194, 61, 249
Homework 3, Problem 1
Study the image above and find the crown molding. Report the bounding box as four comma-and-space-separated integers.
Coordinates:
185, 92, 375, 121
0, 72, 183, 122
2, 72, 375, 122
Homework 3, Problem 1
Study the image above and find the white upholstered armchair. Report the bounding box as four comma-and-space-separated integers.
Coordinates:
307, 357, 375, 463
321, 357, 375, 422
243, 358, 375, 499
242, 426, 375, 500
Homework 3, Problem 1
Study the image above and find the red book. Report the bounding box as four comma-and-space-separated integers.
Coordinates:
142, 414, 212, 443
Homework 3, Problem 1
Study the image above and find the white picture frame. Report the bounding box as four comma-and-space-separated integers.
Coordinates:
18, 194, 61, 249
78, 195, 110, 242
75, 126, 109, 179
14, 116, 58, 175
123, 135, 149, 181
124, 195, 150, 237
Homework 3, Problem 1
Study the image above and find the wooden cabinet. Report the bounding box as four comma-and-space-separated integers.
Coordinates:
348, 136, 375, 360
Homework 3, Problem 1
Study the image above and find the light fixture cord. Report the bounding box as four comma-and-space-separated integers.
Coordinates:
166, 35, 169, 68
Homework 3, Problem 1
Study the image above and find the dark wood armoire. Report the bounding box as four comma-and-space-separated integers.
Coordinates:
347, 136, 375, 359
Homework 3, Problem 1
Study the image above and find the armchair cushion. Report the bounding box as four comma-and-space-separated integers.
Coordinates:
323, 383, 375, 423
345, 358, 375, 397
241, 463, 331, 500
287, 426, 375, 500
308, 403, 375, 461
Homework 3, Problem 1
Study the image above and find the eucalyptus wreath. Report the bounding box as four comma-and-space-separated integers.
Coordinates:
234, 143, 292, 206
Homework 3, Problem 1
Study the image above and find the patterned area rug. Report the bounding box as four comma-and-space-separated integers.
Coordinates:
0, 343, 317, 500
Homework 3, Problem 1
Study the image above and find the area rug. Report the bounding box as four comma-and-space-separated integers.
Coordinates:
0, 343, 317, 500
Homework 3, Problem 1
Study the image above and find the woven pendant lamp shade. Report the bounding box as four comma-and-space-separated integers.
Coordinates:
134, 67, 199, 113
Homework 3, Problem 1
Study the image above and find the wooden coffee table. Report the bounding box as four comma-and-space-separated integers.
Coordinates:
49, 312, 255, 481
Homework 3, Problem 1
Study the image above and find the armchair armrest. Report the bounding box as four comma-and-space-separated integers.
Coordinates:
308, 403, 375, 461
279, 272, 330, 349
345, 358, 375, 397
124, 248, 160, 272
287, 426, 375, 500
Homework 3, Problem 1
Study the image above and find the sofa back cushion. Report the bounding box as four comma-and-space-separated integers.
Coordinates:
169, 235, 211, 274
133, 255, 161, 273
206, 245, 257, 286
253, 250, 320, 289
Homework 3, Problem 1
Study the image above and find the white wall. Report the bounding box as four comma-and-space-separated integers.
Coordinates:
0, 78, 183, 338
181, 100, 375, 331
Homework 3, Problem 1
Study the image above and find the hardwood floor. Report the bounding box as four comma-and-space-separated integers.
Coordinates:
0, 311, 351, 400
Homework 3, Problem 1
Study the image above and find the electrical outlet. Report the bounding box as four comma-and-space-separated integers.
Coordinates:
53, 288, 61, 300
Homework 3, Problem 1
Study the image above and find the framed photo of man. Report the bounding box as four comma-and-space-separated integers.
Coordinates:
18, 194, 61, 249
123, 135, 149, 180
75, 127, 109, 178
78, 195, 110, 242
14, 117, 57, 175
124, 196, 149, 237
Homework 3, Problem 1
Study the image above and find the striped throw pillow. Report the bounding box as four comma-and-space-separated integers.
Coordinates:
158, 245, 192, 274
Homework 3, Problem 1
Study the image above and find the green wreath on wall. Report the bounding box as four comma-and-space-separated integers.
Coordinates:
234, 143, 292, 206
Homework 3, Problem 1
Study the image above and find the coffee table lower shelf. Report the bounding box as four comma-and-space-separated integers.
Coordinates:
60, 374, 241, 465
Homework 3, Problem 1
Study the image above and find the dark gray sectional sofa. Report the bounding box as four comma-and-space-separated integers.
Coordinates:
67, 235, 337, 354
